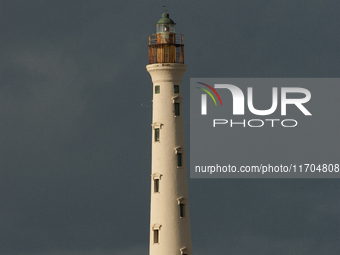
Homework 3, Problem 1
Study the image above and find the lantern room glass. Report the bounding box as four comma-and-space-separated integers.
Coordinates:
156, 24, 175, 33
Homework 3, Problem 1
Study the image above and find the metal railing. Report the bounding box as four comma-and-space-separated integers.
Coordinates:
149, 33, 184, 45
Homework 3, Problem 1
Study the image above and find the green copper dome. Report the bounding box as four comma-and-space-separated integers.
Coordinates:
156, 13, 176, 25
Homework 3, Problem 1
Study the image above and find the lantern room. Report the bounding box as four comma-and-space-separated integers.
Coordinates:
148, 13, 184, 64
156, 13, 176, 33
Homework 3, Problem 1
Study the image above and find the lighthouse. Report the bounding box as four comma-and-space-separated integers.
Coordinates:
146, 12, 192, 255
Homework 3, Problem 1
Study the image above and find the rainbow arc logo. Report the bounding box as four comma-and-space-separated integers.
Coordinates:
196, 82, 222, 115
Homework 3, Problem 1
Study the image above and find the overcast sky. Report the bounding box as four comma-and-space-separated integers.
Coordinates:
0, 0, 339, 254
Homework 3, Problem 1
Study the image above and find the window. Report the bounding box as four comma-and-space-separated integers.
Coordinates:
155, 85, 160, 94
155, 128, 160, 142
174, 85, 180, 93
154, 179, 159, 193
152, 224, 161, 244
180, 203, 185, 217
175, 103, 180, 116
180, 247, 189, 255
175, 147, 184, 168
177, 153, 182, 167
152, 123, 163, 142
172, 96, 182, 117
177, 197, 186, 218
153, 230, 159, 243
152, 173, 162, 193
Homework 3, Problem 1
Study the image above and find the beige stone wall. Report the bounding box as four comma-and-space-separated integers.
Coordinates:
147, 63, 192, 255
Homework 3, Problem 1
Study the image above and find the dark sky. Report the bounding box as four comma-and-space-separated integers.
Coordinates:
0, 1, 339, 254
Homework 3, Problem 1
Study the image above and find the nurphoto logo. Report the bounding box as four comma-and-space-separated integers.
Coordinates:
197, 82, 312, 128
190, 78, 339, 178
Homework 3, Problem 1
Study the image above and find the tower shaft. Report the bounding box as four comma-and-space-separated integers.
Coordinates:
147, 63, 192, 255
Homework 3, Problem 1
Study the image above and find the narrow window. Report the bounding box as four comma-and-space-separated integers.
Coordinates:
177, 153, 182, 167
154, 179, 159, 193
180, 203, 185, 217
180, 247, 189, 255
152, 224, 161, 244
174, 85, 180, 93
155, 85, 160, 94
175, 147, 183, 168
155, 128, 160, 142
153, 230, 159, 243
175, 103, 180, 116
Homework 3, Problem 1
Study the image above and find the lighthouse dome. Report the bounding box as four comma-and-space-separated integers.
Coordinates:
156, 13, 176, 25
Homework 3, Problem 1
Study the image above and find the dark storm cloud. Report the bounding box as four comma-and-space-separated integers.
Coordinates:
0, 0, 339, 254
181, 0, 339, 77
190, 179, 340, 254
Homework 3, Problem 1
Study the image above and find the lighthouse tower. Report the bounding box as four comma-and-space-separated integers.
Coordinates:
147, 12, 192, 255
